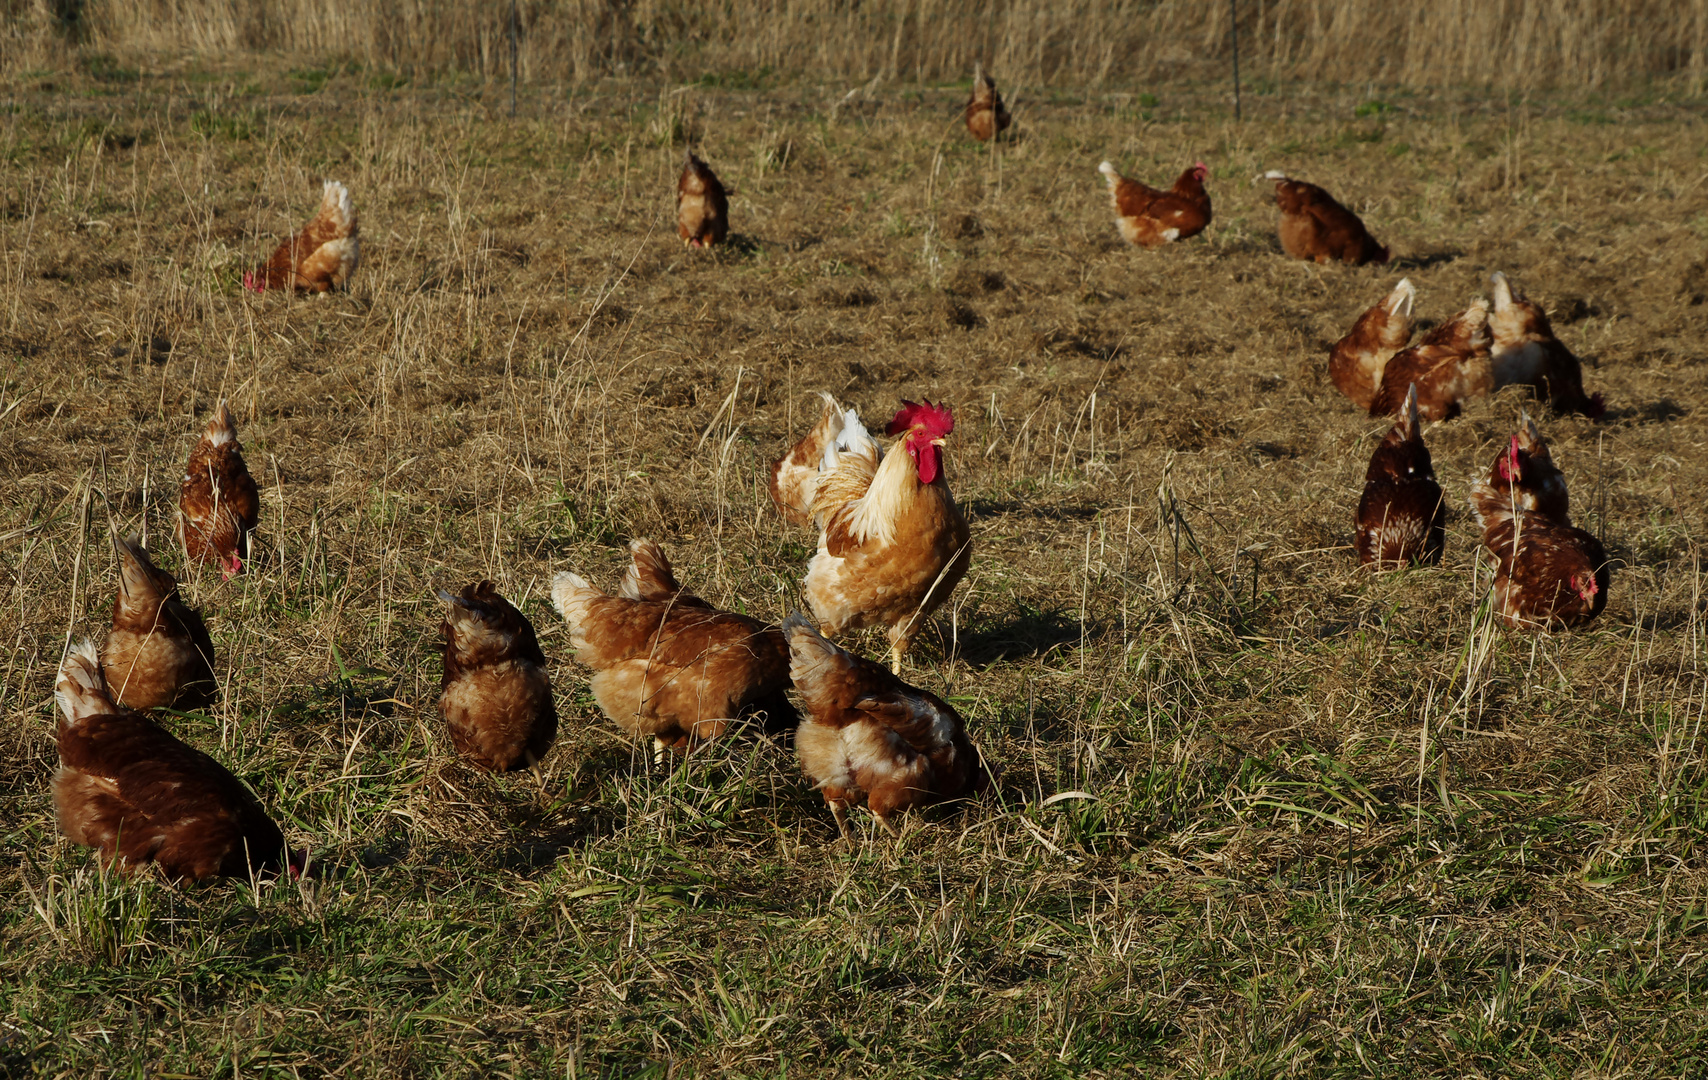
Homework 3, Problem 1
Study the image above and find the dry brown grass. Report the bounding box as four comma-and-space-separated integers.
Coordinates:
6, 0, 1708, 93
1, 55, 1707, 1075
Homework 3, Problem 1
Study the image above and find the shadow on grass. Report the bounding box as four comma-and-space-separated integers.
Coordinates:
1390, 248, 1463, 271
1605, 396, 1687, 424
957, 602, 1082, 667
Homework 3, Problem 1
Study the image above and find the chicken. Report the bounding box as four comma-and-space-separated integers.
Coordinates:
1477, 413, 1570, 524
784, 615, 985, 839
1329, 278, 1416, 410
773, 397, 972, 673
101, 538, 216, 711
1469, 501, 1609, 630
178, 401, 261, 578
1258, 171, 1389, 265
243, 179, 359, 293
1098, 160, 1212, 248
438, 581, 558, 772
1368, 299, 1493, 421
1355, 385, 1445, 570
551, 540, 794, 754
1469, 424, 1609, 629
53, 639, 295, 882
1487, 272, 1605, 418
964, 63, 1012, 142
677, 151, 729, 248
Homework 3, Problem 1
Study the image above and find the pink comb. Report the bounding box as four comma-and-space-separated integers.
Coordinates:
887, 400, 954, 439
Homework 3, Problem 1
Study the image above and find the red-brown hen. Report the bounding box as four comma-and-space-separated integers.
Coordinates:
1098, 160, 1212, 248
178, 401, 261, 578
244, 180, 359, 293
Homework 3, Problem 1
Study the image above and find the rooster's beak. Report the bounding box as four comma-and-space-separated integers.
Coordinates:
929, 438, 947, 447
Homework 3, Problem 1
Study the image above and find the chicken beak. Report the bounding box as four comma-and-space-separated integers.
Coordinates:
929, 438, 947, 447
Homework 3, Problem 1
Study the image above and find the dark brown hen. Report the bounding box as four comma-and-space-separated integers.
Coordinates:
1476, 413, 1571, 525
54, 640, 293, 882
1356, 385, 1445, 569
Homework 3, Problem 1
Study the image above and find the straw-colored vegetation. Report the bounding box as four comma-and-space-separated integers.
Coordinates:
6, 0, 1708, 92
2, 40, 1708, 1078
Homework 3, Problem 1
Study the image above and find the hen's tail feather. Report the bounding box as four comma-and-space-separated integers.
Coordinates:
1387, 278, 1416, 318
781, 612, 846, 693
550, 571, 603, 632
56, 639, 114, 729
204, 400, 238, 446
319, 180, 357, 235
114, 537, 168, 606
620, 538, 682, 602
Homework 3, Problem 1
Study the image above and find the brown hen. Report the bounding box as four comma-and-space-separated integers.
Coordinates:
1369, 299, 1493, 421
1477, 413, 1571, 525
1329, 278, 1416, 411
785, 615, 985, 839
438, 582, 558, 772
1487, 272, 1605, 419
551, 540, 794, 754
1469, 434, 1609, 630
964, 63, 1011, 142
244, 180, 359, 293
1098, 160, 1212, 248
1259, 171, 1389, 265
102, 538, 217, 711
677, 151, 730, 248
178, 401, 261, 578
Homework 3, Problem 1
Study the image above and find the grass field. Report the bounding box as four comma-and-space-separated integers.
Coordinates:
3, 54, 1708, 1077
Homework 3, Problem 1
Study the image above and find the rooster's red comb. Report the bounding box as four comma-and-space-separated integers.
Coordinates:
887, 400, 954, 439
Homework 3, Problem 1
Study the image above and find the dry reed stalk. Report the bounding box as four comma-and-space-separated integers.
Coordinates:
4, 0, 1703, 93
